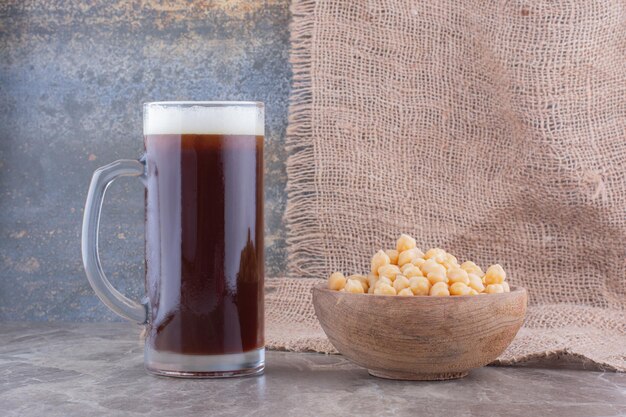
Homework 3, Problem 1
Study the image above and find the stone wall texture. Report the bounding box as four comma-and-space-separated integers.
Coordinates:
0, 0, 291, 320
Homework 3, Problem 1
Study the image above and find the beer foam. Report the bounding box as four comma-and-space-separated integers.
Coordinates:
144, 102, 264, 136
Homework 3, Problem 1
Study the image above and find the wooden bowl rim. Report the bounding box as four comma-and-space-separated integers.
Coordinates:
312, 283, 526, 299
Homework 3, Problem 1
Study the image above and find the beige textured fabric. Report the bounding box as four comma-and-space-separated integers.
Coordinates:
270, 0, 626, 371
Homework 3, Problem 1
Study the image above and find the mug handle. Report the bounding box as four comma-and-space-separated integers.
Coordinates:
81, 159, 148, 323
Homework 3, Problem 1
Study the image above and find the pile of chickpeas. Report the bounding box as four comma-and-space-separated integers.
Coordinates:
328, 234, 510, 296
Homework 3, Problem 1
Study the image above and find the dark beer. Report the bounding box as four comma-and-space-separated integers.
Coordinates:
144, 133, 264, 356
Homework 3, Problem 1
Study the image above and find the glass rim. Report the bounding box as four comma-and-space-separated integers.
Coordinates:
143, 101, 263, 108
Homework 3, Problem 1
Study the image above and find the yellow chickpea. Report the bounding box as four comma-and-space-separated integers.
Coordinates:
345, 279, 365, 293
444, 253, 459, 266
371, 250, 390, 274
375, 276, 392, 288
426, 264, 448, 285
485, 284, 504, 294
398, 248, 421, 267
411, 257, 426, 268
484, 264, 506, 285
468, 273, 485, 292
429, 281, 450, 296
447, 267, 470, 285
367, 273, 379, 289
393, 275, 410, 292
374, 283, 397, 296
397, 288, 414, 297
348, 274, 369, 292
408, 276, 431, 295
424, 248, 447, 262
460, 261, 484, 277
328, 272, 346, 291
404, 266, 423, 278
420, 258, 440, 275
385, 249, 399, 265
502, 281, 510, 292
378, 264, 401, 281
441, 261, 458, 271
449, 282, 472, 296
396, 234, 417, 252
468, 289, 479, 295
401, 263, 415, 274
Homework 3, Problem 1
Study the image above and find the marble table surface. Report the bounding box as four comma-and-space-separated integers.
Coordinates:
1, 323, 624, 417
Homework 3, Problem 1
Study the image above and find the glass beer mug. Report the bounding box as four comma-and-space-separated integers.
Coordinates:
82, 102, 265, 377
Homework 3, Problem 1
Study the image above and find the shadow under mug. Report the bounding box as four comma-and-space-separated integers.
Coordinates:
81, 101, 265, 378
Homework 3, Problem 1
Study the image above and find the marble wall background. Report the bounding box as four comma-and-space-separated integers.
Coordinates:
0, 0, 291, 320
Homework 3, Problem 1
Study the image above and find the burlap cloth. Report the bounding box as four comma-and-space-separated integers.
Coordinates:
266, 0, 626, 371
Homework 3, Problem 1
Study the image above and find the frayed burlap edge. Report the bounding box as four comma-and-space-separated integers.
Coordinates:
284, 0, 323, 279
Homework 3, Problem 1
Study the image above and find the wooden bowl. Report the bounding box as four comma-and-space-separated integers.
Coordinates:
312, 284, 527, 380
